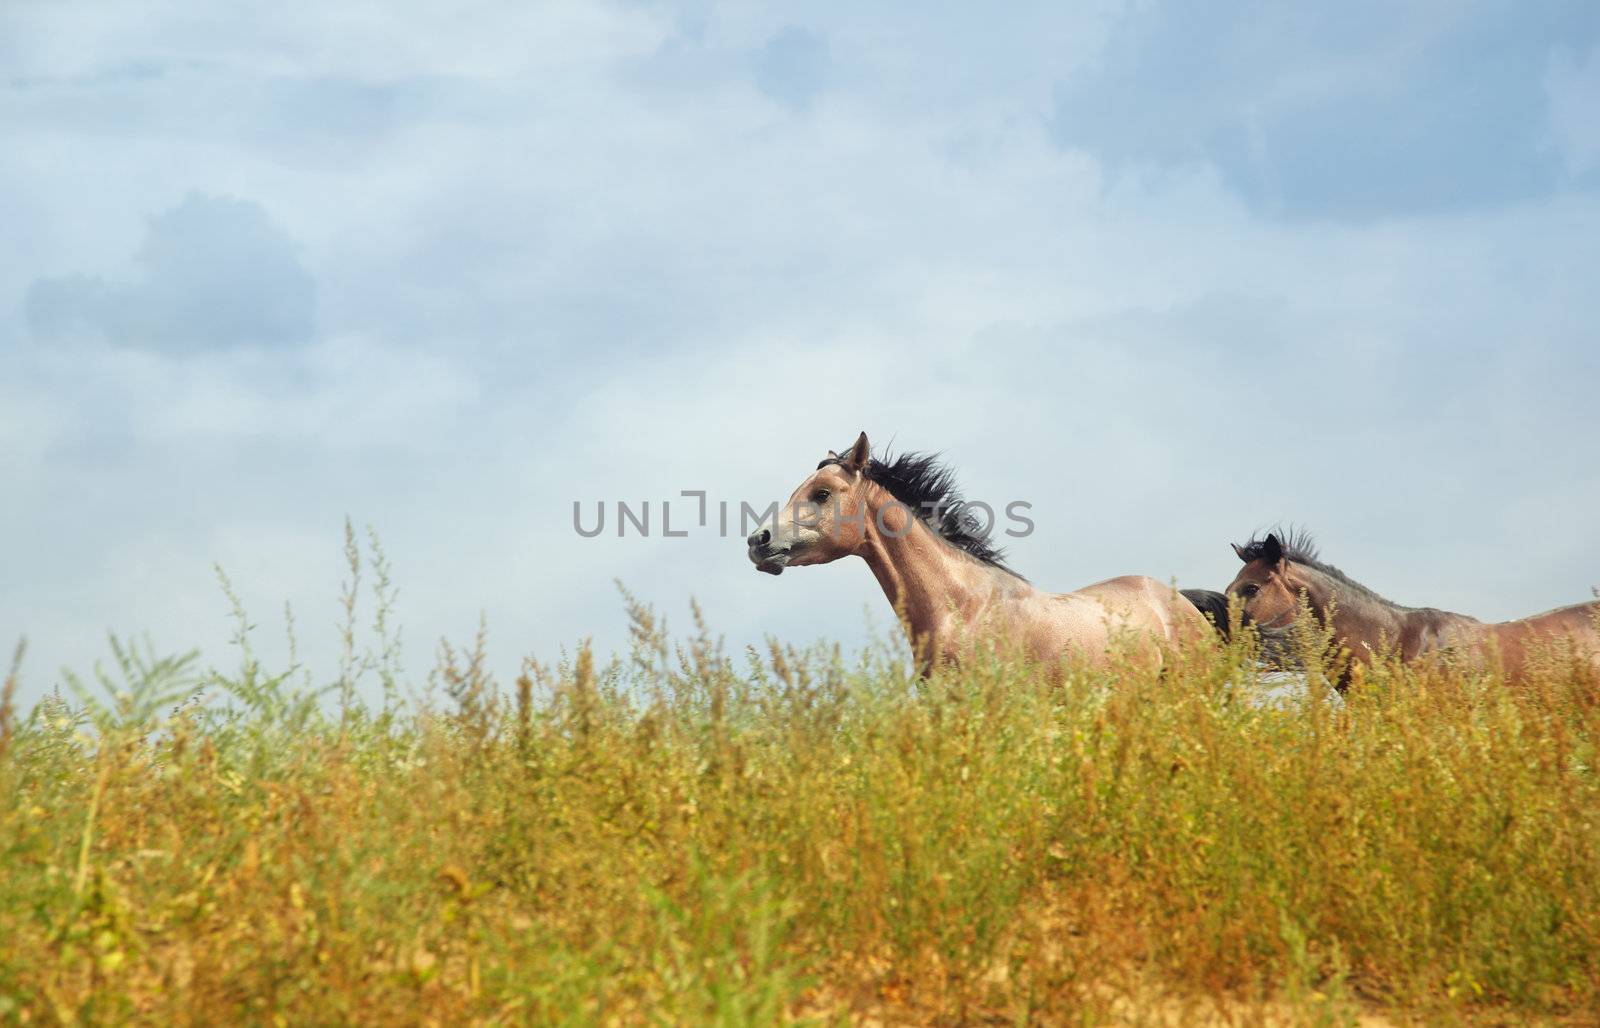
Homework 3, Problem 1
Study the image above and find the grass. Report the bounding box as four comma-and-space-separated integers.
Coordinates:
2, 537, 1598, 1024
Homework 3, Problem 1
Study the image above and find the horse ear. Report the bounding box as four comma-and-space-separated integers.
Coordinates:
1262, 533, 1284, 564
847, 431, 871, 469
1232, 542, 1247, 562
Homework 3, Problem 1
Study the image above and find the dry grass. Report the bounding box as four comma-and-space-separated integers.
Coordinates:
2, 550, 1598, 1025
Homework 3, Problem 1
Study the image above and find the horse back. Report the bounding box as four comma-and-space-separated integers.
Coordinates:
1069, 574, 1209, 644
1490, 600, 1600, 675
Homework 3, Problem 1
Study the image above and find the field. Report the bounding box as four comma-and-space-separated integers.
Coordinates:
3, 550, 1599, 1025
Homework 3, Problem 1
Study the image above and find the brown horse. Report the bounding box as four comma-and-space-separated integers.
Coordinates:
745, 432, 1225, 677
1226, 529, 1600, 687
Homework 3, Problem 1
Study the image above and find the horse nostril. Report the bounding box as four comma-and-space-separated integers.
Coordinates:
748, 529, 770, 548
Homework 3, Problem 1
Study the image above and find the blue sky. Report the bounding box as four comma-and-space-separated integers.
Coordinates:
3, 1, 1598, 707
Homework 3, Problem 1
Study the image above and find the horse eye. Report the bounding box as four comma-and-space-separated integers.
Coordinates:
1240, 584, 1260, 598
812, 489, 831, 504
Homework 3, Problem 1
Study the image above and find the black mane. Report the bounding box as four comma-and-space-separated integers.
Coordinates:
1235, 525, 1322, 566
821, 446, 1023, 579
1237, 526, 1415, 611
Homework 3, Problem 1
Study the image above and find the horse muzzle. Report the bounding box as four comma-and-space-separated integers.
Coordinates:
749, 545, 791, 575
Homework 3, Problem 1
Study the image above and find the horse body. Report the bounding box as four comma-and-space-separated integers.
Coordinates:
1227, 530, 1600, 686
747, 432, 1215, 677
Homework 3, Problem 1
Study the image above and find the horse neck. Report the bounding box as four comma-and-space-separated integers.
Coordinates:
1295, 563, 1462, 659
857, 503, 1016, 651
1292, 563, 1408, 643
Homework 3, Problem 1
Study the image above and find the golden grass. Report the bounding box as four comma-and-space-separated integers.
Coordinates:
2, 567, 1598, 1025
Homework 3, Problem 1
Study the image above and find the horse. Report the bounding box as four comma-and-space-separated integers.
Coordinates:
744, 432, 1228, 677
1226, 528, 1600, 687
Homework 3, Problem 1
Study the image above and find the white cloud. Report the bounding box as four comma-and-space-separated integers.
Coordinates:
1049, 1, 1600, 217
26, 192, 316, 351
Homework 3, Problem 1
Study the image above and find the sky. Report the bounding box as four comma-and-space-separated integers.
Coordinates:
3, 1, 1599, 708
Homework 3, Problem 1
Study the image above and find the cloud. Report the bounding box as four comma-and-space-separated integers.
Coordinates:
1049, 1, 1600, 219
25, 192, 316, 351
752, 26, 828, 110
1546, 41, 1600, 179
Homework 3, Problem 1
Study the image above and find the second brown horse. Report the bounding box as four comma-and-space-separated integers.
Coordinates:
1227, 529, 1600, 687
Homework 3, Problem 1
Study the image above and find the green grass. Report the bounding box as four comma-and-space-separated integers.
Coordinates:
2, 545, 1598, 1024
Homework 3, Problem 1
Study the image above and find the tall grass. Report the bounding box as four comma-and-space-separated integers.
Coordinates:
2, 543, 1597, 1024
